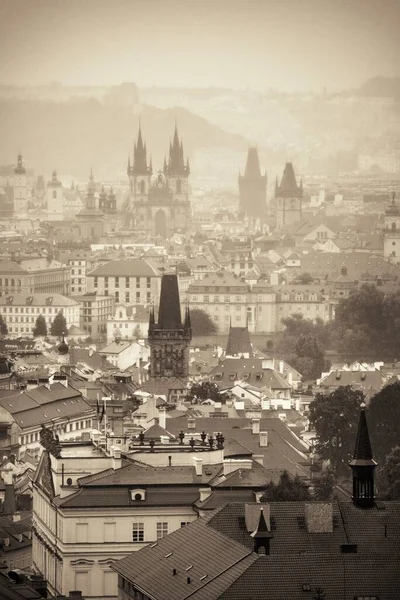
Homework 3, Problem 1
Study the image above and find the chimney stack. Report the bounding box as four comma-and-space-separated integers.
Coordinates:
111, 447, 122, 470
193, 457, 203, 476
259, 431, 268, 447
252, 418, 260, 435
158, 406, 166, 430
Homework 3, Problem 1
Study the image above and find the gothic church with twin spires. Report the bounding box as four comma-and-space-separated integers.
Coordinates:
124, 124, 191, 238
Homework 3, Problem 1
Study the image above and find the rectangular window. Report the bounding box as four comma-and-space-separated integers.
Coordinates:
125, 292, 130, 303
132, 523, 144, 542
204, 295, 209, 302
94, 277, 98, 288
115, 291, 119, 302
136, 277, 140, 288
147, 277, 151, 288
105, 277, 108, 288
156, 522, 168, 540
214, 296, 219, 302
147, 292, 151, 302
125, 277, 129, 287
136, 292, 140, 302
115, 277, 119, 288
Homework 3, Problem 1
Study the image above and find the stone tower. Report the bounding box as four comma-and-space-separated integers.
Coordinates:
148, 274, 191, 380
238, 147, 267, 220
13, 153, 28, 216
383, 192, 400, 264
275, 161, 303, 230
46, 170, 64, 221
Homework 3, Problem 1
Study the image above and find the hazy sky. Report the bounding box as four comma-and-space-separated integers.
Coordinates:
0, 0, 399, 92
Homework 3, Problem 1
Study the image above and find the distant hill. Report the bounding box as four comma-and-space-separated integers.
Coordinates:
0, 98, 247, 181
355, 77, 400, 99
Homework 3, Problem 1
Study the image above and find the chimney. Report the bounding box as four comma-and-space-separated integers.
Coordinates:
158, 406, 166, 430
304, 503, 333, 533
262, 358, 274, 370
251, 419, 260, 435
187, 418, 196, 430
69, 593, 83, 599
12, 512, 21, 522
198, 487, 212, 502
259, 432, 268, 447
111, 447, 122, 470
193, 457, 203, 476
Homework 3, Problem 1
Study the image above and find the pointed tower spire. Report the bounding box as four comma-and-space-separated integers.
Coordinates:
168, 122, 186, 175
252, 508, 273, 555
132, 124, 149, 175
127, 155, 131, 175
349, 406, 377, 509
149, 155, 153, 175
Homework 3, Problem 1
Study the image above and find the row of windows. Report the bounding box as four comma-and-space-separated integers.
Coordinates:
1, 306, 65, 314
191, 295, 244, 303
93, 277, 152, 287
20, 420, 92, 445
132, 521, 189, 542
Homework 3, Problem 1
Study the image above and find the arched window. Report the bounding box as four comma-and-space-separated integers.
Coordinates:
392, 222, 396, 231
176, 179, 182, 193
5, 279, 8, 287
53, 190, 57, 199
295, 292, 303, 301
282, 292, 289, 301
11, 279, 15, 288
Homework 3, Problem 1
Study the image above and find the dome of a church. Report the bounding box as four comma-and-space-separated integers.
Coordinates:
57, 336, 69, 355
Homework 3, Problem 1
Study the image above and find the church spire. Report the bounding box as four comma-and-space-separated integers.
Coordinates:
252, 508, 273, 555
349, 406, 377, 509
132, 123, 150, 175
167, 122, 188, 175
157, 274, 182, 329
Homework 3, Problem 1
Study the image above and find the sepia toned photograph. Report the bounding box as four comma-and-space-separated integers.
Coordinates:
0, 0, 399, 598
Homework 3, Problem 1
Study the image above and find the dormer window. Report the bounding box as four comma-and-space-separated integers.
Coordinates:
130, 488, 146, 501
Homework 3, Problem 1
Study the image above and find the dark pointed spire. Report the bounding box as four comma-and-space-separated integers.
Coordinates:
349, 407, 377, 509
149, 304, 155, 331
157, 274, 182, 329
252, 508, 273, 555
244, 147, 262, 178
276, 162, 302, 197
352, 407, 374, 462
127, 155, 131, 175
149, 155, 153, 175
275, 175, 279, 195
167, 122, 188, 175
163, 156, 168, 173
132, 124, 150, 175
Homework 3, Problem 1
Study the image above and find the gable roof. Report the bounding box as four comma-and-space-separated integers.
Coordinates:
88, 259, 160, 278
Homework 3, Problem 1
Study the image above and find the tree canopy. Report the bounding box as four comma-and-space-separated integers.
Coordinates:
309, 386, 364, 474
260, 470, 311, 502
50, 311, 68, 337
187, 381, 221, 402
379, 446, 400, 500
333, 284, 400, 361
367, 381, 400, 464
190, 308, 217, 336
275, 315, 330, 380
33, 314, 47, 337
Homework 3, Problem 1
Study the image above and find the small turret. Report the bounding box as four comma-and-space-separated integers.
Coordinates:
57, 335, 69, 356
349, 406, 377, 509
184, 305, 191, 332
14, 153, 26, 175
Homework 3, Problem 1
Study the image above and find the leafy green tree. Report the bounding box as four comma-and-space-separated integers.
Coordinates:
368, 382, 400, 463
260, 470, 311, 502
187, 381, 221, 402
293, 334, 328, 380
33, 314, 47, 337
313, 469, 335, 501
379, 446, 400, 500
190, 308, 217, 336
309, 386, 364, 474
50, 311, 67, 337
295, 272, 314, 285
0, 314, 8, 336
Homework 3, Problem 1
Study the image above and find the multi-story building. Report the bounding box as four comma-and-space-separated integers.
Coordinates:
86, 259, 160, 305
187, 272, 251, 334
107, 304, 149, 343
274, 285, 332, 331
0, 293, 80, 337
0, 258, 71, 297
74, 293, 114, 340
124, 125, 191, 237
32, 436, 224, 599
0, 379, 95, 457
